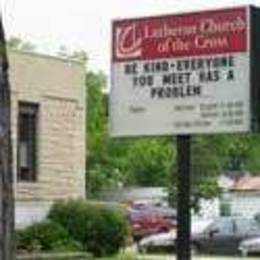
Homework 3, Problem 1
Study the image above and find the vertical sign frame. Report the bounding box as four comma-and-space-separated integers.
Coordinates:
250, 6, 260, 132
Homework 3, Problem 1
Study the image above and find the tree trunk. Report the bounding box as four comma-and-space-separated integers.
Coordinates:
0, 18, 15, 260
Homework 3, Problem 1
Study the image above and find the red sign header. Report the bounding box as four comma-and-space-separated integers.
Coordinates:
112, 7, 248, 62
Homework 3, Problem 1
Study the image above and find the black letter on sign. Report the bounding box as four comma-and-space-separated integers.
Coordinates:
227, 70, 235, 81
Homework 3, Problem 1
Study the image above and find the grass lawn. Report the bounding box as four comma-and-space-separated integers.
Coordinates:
135, 256, 259, 260
98, 252, 260, 260
96, 246, 260, 260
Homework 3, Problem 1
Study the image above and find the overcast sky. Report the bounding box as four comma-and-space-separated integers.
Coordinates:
1, 0, 260, 74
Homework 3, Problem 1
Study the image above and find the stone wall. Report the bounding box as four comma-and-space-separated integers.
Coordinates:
8, 51, 86, 203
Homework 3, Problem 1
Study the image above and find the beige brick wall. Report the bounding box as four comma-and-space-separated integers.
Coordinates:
8, 51, 86, 202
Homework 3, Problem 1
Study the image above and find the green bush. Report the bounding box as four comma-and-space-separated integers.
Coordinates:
48, 200, 129, 257
16, 221, 81, 253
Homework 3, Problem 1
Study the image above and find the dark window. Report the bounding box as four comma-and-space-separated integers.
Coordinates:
17, 102, 38, 182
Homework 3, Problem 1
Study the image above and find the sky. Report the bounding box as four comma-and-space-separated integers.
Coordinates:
1, 0, 260, 74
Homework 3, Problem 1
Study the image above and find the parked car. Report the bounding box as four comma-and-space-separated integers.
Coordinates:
127, 202, 176, 242
139, 217, 260, 255
239, 237, 260, 256
192, 217, 260, 255
138, 219, 211, 253
139, 230, 176, 253
130, 201, 176, 219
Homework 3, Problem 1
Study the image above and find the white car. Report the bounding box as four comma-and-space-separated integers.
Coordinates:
239, 237, 260, 256
138, 219, 212, 253
138, 230, 176, 253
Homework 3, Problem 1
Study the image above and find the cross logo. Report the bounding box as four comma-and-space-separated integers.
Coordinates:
115, 23, 142, 59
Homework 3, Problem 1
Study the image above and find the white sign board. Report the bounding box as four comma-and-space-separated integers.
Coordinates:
110, 7, 251, 137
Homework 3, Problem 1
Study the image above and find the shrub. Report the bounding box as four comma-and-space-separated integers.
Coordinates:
16, 221, 81, 253
48, 200, 129, 257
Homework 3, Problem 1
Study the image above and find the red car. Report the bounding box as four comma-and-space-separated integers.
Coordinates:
127, 203, 176, 242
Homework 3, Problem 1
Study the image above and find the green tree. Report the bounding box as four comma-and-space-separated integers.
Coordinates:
56, 45, 88, 62
191, 135, 227, 187
224, 134, 254, 171
86, 71, 110, 196
125, 138, 175, 186
7, 36, 36, 51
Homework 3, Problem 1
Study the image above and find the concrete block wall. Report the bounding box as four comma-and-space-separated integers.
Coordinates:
8, 51, 86, 205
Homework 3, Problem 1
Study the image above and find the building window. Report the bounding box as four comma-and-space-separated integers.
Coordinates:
17, 102, 38, 182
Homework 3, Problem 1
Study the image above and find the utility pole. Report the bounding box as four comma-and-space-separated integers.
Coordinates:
0, 17, 15, 260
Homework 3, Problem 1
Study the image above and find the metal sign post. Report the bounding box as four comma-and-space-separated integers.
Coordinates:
0, 18, 15, 260
176, 135, 191, 260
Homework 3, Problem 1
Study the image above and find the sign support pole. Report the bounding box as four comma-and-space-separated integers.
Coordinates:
176, 135, 191, 260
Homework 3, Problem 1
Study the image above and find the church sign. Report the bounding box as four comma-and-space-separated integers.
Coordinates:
110, 6, 260, 137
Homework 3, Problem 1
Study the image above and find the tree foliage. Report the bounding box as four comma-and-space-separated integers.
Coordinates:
7, 36, 36, 52
56, 45, 88, 62
125, 138, 175, 186
7, 37, 88, 63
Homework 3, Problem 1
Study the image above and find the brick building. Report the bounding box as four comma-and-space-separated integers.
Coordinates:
8, 51, 86, 228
